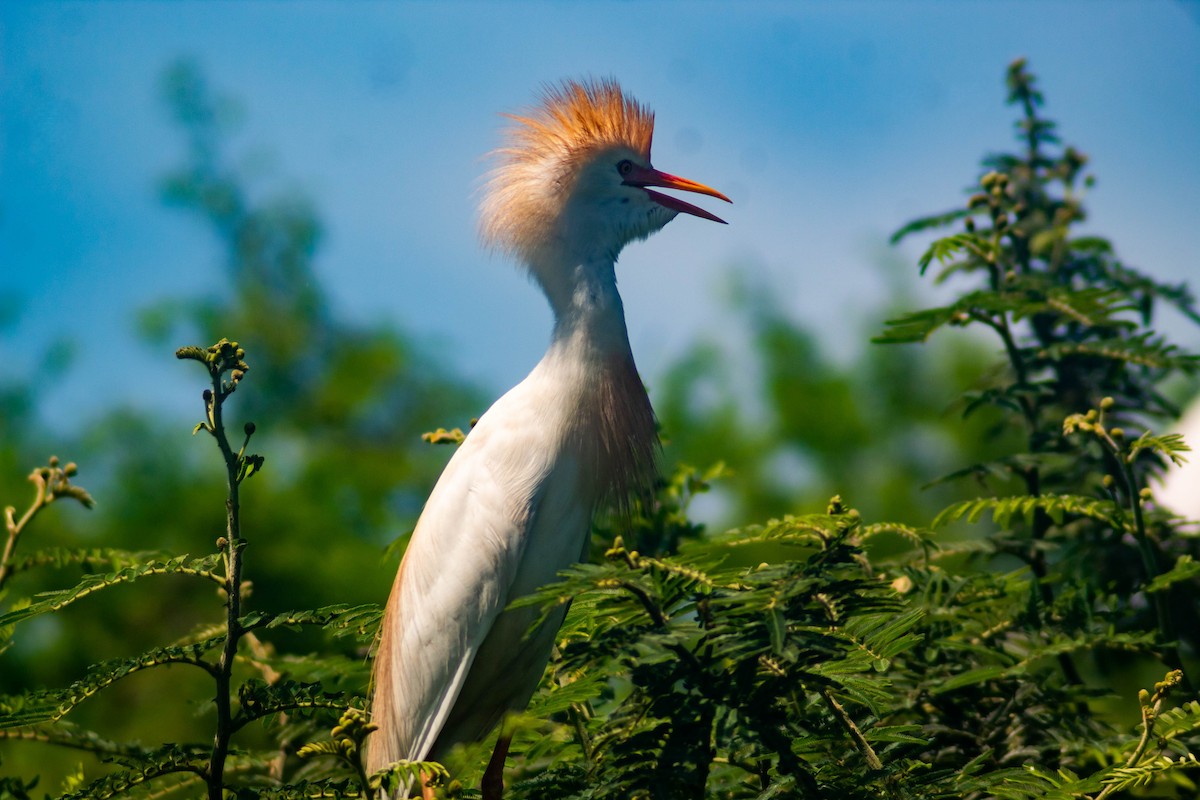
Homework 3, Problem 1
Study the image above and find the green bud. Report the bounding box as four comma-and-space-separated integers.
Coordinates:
244, 421, 257, 437
1100, 397, 1114, 410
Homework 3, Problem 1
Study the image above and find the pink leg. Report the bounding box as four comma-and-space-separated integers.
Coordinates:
481, 734, 512, 800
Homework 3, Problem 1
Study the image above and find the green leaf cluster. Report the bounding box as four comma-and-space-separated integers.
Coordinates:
3, 58, 1200, 800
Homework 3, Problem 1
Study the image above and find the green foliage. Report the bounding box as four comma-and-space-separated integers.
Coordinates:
492, 57, 1200, 798
2, 58, 481, 794
4, 57, 1200, 800
2, 343, 381, 799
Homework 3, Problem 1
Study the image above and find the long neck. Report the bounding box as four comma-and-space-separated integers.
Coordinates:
534, 252, 658, 508
540, 254, 630, 353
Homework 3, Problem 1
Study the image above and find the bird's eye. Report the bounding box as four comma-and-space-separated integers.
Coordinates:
616, 160, 634, 177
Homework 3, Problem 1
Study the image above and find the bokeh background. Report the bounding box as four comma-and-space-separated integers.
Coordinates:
1, 0, 1198, 786
4, 1, 1199, 424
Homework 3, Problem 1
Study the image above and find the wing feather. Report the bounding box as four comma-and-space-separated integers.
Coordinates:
367, 386, 560, 774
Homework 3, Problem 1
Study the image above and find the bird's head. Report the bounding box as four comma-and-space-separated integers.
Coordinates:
480, 79, 730, 271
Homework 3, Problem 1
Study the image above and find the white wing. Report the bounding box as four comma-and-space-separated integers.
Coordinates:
367, 369, 592, 774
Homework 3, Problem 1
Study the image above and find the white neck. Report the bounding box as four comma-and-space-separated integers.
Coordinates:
535, 251, 632, 359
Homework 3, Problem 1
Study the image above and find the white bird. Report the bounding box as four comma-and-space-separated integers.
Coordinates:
367, 78, 730, 799
1156, 393, 1200, 526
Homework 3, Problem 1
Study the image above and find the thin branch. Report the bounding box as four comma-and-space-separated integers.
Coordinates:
1094, 671, 1183, 800
1, 458, 94, 591
819, 688, 882, 772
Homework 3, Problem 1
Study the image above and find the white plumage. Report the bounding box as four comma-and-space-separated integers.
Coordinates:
367, 79, 729, 799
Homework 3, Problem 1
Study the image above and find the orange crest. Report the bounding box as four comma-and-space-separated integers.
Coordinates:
480, 78, 655, 263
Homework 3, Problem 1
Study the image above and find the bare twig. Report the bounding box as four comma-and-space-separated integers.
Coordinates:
1, 457, 94, 591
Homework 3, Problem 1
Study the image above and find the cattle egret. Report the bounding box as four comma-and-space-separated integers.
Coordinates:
367, 78, 730, 799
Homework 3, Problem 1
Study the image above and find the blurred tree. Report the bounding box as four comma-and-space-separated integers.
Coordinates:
655, 274, 1022, 530
0, 60, 484, 783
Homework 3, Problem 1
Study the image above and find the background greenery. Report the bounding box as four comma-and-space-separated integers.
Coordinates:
2, 59, 1198, 798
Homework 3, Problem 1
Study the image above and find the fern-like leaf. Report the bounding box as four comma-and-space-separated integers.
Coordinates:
0, 553, 225, 630
0, 636, 222, 728
932, 493, 1124, 530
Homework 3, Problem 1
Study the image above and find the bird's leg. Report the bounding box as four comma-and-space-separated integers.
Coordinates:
481, 733, 512, 800
420, 772, 437, 800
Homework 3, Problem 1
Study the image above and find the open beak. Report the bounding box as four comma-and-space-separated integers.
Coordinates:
623, 164, 732, 224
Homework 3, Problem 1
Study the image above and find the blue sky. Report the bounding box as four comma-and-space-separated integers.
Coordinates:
2, 1, 1198, 430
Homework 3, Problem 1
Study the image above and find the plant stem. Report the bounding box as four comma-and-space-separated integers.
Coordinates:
819, 688, 882, 772
0, 477, 46, 592
1, 459, 93, 592
1100, 431, 1192, 693
1094, 671, 1181, 800
207, 372, 247, 800
977, 310, 1085, 688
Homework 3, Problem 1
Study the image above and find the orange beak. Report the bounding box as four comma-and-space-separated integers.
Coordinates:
622, 164, 732, 224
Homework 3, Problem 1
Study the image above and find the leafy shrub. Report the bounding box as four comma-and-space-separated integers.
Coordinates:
3, 59, 1198, 799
